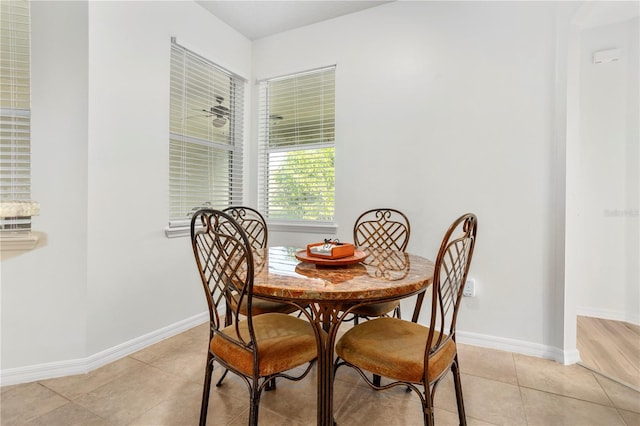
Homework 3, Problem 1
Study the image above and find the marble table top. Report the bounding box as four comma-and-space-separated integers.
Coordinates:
252, 246, 435, 302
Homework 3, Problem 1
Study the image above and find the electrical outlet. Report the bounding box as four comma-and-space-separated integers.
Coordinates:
463, 279, 475, 297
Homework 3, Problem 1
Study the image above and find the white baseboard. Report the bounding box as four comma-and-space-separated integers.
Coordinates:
0, 312, 208, 387
2, 314, 582, 386
576, 307, 640, 326
457, 330, 581, 365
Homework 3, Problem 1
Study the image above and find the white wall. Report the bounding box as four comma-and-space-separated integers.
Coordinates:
571, 17, 639, 324
4, 0, 637, 384
1, 0, 251, 378
85, 1, 252, 355
0, 0, 90, 370
254, 1, 569, 356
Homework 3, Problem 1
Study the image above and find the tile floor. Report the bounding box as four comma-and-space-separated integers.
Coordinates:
2, 322, 639, 425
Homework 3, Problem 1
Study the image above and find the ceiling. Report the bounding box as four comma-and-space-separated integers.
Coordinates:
196, 1, 392, 40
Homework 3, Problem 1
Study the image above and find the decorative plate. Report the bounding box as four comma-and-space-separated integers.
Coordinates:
295, 249, 368, 266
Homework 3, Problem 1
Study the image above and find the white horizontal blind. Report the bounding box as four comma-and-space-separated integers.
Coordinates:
169, 39, 244, 225
257, 66, 335, 223
0, 0, 31, 231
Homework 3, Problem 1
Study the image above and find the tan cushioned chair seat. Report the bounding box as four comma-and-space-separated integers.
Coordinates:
336, 317, 456, 383
211, 313, 319, 377
232, 296, 298, 316
349, 300, 399, 317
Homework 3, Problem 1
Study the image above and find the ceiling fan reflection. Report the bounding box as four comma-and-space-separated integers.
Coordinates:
189, 95, 230, 128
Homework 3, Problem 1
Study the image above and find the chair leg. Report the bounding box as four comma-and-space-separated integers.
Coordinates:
452, 356, 467, 425
199, 352, 214, 426
423, 384, 435, 426
224, 303, 232, 327
248, 383, 262, 426
265, 377, 277, 391
373, 374, 381, 387
215, 368, 229, 387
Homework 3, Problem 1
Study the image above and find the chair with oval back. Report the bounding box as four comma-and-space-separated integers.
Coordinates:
335, 213, 478, 425
191, 209, 320, 426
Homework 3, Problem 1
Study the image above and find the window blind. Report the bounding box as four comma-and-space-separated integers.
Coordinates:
0, 0, 32, 231
257, 66, 335, 223
168, 39, 245, 226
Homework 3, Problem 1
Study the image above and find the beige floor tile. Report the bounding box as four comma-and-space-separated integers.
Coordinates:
181, 322, 210, 341
194, 362, 320, 421
435, 372, 526, 425
514, 353, 612, 405
334, 383, 425, 425
23, 402, 112, 426
207, 365, 265, 401
258, 364, 357, 424
40, 357, 145, 401
521, 387, 626, 426
434, 408, 499, 426
0, 382, 69, 425
263, 372, 317, 420
6, 322, 634, 426
142, 335, 209, 385
205, 393, 255, 426
231, 405, 307, 425
129, 331, 195, 365
594, 374, 640, 414
128, 378, 248, 426
73, 363, 192, 426
1, 383, 21, 395
260, 385, 317, 424
458, 343, 518, 385
618, 408, 640, 426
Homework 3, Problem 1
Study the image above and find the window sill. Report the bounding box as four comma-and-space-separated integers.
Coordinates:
268, 221, 338, 234
0, 231, 47, 260
164, 221, 338, 238
165, 225, 189, 239
0, 231, 40, 252
0, 201, 42, 252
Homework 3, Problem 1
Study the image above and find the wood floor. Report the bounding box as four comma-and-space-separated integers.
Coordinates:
577, 315, 640, 390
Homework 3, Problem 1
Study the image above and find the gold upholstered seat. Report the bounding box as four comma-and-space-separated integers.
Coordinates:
191, 209, 320, 426
335, 213, 478, 426
211, 313, 318, 377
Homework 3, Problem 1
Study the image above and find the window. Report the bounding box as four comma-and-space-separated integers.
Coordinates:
0, 0, 39, 238
166, 38, 245, 237
257, 66, 335, 228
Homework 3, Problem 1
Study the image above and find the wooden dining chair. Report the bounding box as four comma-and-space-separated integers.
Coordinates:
351, 208, 411, 322
191, 209, 319, 426
335, 213, 478, 426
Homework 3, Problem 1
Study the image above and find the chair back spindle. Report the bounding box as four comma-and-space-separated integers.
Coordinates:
223, 206, 268, 249
354, 208, 411, 251
425, 214, 477, 371
191, 209, 256, 348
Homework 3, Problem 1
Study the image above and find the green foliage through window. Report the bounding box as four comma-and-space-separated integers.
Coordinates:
258, 66, 336, 223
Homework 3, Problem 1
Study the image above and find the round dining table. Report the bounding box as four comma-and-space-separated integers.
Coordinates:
252, 246, 435, 426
